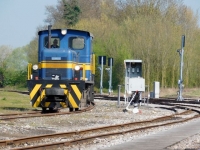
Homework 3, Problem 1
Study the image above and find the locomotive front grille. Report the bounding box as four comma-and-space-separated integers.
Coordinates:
45, 68, 67, 78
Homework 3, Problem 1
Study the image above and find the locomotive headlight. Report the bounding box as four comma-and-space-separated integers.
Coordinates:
61, 29, 67, 35
75, 65, 81, 71
32, 64, 38, 70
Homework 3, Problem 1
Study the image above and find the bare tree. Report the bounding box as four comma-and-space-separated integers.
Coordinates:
0, 45, 12, 69
44, 0, 65, 25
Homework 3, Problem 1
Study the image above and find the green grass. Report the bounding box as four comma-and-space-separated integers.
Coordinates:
0, 89, 33, 113
182, 88, 200, 98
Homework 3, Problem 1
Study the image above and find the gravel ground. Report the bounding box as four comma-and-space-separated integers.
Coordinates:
0, 99, 200, 150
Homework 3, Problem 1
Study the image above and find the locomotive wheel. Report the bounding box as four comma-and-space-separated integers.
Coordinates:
81, 89, 88, 108
49, 108, 54, 111
87, 86, 91, 105
90, 84, 94, 102
69, 107, 73, 112
42, 107, 46, 112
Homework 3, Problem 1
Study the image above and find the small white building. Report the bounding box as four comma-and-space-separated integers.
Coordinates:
124, 60, 145, 104
124, 60, 145, 93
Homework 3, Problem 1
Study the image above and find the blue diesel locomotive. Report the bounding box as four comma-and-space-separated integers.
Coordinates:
27, 25, 95, 111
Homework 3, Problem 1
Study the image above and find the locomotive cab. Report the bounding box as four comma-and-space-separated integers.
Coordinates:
27, 26, 95, 112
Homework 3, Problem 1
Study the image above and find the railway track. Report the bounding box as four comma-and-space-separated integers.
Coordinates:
1, 90, 200, 149
0, 102, 95, 121
0, 104, 199, 150
150, 98, 200, 104
1, 89, 200, 103
1, 90, 199, 121
1, 89, 199, 98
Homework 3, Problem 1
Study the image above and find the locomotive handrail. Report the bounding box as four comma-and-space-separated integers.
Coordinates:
82, 64, 86, 80
92, 54, 95, 74
27, 63, 32, 80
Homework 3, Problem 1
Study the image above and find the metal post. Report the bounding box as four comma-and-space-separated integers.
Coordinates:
100, 56, 103, 94
48, 25, 52, 48
105, 68, 110, 94
118, 85, 121, 107
145, 85, 149, 106
109, 58, 112, 95
124, 62, 127, 105
177, 35, 185, 101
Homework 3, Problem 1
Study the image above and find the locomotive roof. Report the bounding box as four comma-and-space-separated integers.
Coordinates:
38, 29, 94, 38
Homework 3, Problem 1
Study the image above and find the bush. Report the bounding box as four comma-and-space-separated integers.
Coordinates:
3, 69, 27, 88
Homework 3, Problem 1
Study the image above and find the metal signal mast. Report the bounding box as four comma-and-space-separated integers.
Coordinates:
177, 35, 185, 101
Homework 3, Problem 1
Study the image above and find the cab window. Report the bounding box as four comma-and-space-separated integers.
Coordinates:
44, 37, 60, 48
69, 37, 84, 50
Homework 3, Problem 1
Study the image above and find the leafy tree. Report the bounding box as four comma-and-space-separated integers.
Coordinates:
63, 0, 81, 26
0, 68, 4, 87
0, 45, 12, 87
5, 47, 27, 71
2, 47, 28, 87
78, 0, 101, 19
22, 0, 200, 91
25, 38, 38, 64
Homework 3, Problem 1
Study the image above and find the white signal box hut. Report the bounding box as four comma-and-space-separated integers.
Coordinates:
124, 60, 145, 104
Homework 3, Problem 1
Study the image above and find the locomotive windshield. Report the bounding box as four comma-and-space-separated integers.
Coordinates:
44, 37, 60, 48
69, 37, 84, 50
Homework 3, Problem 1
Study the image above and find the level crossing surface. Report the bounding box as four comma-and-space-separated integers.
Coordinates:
100, 118, 200, 150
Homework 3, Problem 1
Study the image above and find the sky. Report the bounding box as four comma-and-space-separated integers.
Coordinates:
0, 0, 58, 48
0, 0, 200, 49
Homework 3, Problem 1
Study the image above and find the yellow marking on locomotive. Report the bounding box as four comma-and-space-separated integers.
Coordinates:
40, 62, 92, 70
44, 102, 51, 107
60, 102, 67, 108
69, 93, 78, 108
27, 63, 32, 80
41, 61, 74, 63
60, 85, 68, 95
46, 84, 53, 88
40, 63, 74, 68
71, 85, 81, 100
30, 84, 42, 99
92, 54, 95, 74
32, 84, 53, 108
60, 84, 78, 107
60, 84, 67, 88
33, 89, 45, 107
78, 64, 91, 70
82, 64, 86, 80
64, 89, 68, 95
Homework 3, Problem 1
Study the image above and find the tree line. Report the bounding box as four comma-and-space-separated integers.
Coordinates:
0, 0, 200, 91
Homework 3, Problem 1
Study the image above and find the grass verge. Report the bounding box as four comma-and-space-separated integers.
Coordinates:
0, 89, 33, 113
